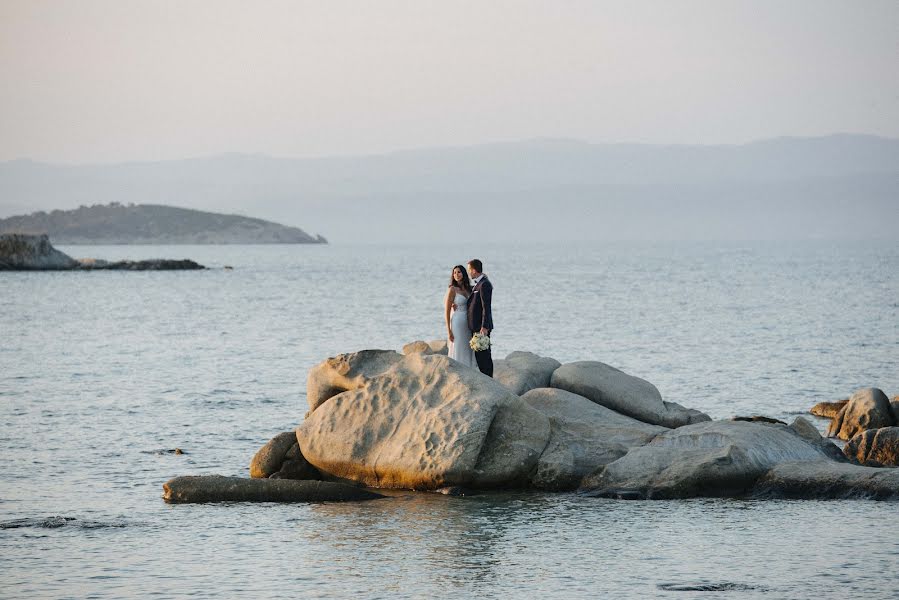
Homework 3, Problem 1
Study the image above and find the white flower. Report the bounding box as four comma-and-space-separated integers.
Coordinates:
469, 332, 490, 351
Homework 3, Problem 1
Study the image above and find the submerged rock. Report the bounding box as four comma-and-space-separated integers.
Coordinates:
0, 233, 78, 270
305, 349, 402, 414
162, 475, 382, 503
844, 427, 899, 467
827, 388, 895, 441
494, 351, 562, 396
522, 387, 666, 491
550, 361, 710, 428
299, 353, 550, 490
579, 420, 835, 499
753, 461, 899, 500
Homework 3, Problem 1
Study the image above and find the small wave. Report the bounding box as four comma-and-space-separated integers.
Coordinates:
658, 582, 766, 592
1, 516, 130, 530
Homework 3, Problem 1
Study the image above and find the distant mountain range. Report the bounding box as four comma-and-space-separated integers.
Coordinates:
0, 203, 327, 244
1, 134, 896, 242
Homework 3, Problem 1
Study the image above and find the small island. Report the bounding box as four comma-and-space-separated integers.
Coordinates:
0, 234, 205, 271
0, 203, 327, 245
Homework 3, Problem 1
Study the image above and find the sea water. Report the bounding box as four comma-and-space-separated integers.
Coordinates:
1, 241, 897, 599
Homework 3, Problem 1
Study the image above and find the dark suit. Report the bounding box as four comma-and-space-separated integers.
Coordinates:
467, 275, 494, 377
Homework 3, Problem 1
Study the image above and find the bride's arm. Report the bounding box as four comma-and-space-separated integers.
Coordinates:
444, 287, 455, 342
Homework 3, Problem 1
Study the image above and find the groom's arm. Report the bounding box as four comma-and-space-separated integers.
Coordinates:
481, 281, 493, 331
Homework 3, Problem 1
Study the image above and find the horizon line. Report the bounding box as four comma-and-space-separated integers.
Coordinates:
2, 131, 896, 168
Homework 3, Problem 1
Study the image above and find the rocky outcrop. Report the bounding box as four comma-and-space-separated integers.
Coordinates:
162, 476, 382, 503
402, 340, 448, 356
77, 258, 204, 270
226, 346, 899, 502
826, 388, 895, 440
305, 350, 402, 414
550, 361, 710, 428
844, 427, 899, 467
579, 421, 835, 499
250, 431, 320, 480
752, 461, 899, 500
494, 352, 562, 396
299, 353, 550, 490
0, 233, 78, 270
522, 388, 666, 491
0, 233, 204, 270
810, 399, 848, 419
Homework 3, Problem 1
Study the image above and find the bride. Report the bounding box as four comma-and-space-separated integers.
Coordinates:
444, 264, 475, 367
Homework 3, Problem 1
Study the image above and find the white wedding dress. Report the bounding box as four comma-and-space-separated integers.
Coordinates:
448, 292, 475, 367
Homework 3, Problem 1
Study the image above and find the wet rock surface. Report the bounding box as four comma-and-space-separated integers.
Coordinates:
162, 475, 382, 503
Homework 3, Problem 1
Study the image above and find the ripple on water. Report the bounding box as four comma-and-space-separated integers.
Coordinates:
657, 582, 768, 592
1, 516, 131, 530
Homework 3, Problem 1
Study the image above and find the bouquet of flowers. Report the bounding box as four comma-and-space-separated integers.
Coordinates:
469, 332, 490, 352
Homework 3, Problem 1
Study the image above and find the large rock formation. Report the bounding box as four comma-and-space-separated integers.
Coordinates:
162, 476, 383, 503
826, 388, 895, 440
219, 346, 899, 502
550, 361, 710, 428
0, 233, 78, 270
522, 387, 666, 491
494, 351, 562, 396
844, 427, 899, 467
580, 421, 835, 499
299, 353, 550, 490
305, 350, 402, 414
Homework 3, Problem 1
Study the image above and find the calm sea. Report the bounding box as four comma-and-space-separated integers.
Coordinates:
1, 241, 897, 599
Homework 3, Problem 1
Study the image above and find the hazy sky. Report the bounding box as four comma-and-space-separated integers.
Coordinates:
1, 0, 897, 163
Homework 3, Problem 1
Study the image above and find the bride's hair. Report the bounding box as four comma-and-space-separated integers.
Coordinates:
449, 264, 472, 293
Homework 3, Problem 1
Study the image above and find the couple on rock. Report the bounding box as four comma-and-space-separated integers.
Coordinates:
444, 258, 493, 377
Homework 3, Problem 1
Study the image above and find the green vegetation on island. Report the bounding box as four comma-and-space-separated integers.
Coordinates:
0, 203, 327, 244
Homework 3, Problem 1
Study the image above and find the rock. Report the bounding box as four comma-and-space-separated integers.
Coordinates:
269, 442, 321, 480
494, 351, 562, 396
752, 461, 899, 500
250, 431, 297, 478
299, 353, 550, 490
844, 427, 899, 467
892, 396, 899, 423
826, 388, 894, 441
162, 475, 382, 503
579, 420, 836, 499
79, 258, 205, 270
522, 388, 666, 491
550, 361, 710, 428
789, 416, 847, 462
470, 399, 552, 488
402, 340, 448, 356
732, 416, 787, 425
305, 349, 402, 414
810, 399, 848, 419
0, 234, 79, 270
789, 416, 822, 442
250, 431, 321, 480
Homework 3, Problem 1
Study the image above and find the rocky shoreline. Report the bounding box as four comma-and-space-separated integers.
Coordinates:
0, 234, 205, 271
165, 342, 899, 503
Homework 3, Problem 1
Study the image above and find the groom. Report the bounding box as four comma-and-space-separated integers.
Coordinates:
466, 258, 494, 377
